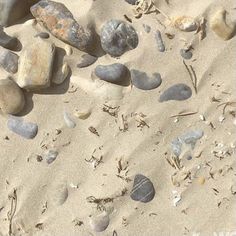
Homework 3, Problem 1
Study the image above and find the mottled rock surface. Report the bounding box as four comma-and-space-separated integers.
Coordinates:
0, 47, 19, 73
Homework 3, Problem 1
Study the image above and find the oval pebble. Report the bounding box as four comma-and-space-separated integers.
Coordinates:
131, 69, 162, 90
155, 30, 165, 52
7, 116, 38, 139
34, 32, 50, 39
89, 212, 109, 232
63, 112, 76, 128
45, 150, 59, 164
180, 49, 192, 60
77, 54, 97, 68
100, 19, 139, 57
159, 83, 192, 102
95, 63, 129, 85
130, 174, 155, 203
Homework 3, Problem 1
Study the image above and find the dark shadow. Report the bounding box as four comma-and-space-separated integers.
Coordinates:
117, 69, 131, 87
18, 92, 34, 116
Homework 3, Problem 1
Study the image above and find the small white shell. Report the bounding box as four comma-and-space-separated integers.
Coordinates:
63, 112, 76, 128
172, 16, 198, 32
89, 212, 109, 232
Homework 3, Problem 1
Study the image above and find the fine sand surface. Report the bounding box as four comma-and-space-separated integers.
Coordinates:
0, 0, 236, 235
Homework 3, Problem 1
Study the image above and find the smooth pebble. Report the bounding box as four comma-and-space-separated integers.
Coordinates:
155, 30, 165, 52
45, 150, 59, 164
89, 212, 110, 232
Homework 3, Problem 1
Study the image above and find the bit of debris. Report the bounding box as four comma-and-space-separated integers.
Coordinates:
88, 126, 100, 136
102, 104, 120, 118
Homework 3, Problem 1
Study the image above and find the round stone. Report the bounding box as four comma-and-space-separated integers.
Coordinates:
180, 49, 192, 60
100, 19, 139, 57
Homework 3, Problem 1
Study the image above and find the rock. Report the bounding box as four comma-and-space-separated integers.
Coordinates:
159, 83, 192, 102
0, 78, 25, 114
130, 174, 155, 203
63, 112, 76, 128
45, 150, 58, 164
89, 212, 109, 232
100, 19, 139, 57
171, 130, 204, 157
125, 0, 138, 4
131, 69, 162, 90
0, 0, 38, 27
34, 32, 50, 39
172, 16, 198, 32
155, 30, 165, 52
0, 47, 19, 73
16, 38, 55, 90
0, 26, 19, 50
95, 63, 129, 85
180, 49, 192, 60
30, 0, 94, 52
143, 24, 151, 33
7, 116, 38, 139
77, 54, 97, 68
52, 62, 70, 85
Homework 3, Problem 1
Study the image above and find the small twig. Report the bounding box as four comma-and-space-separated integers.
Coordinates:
183, 60, 197, 94
170, 111, 198, 118
189, 65, 198, 94
124, 14, 132, 23
217, 101, 236, 114
8, 189, 17, 236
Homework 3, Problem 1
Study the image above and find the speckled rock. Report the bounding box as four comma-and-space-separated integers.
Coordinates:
131, 69, 162, 90
34, 32, 50, 39
7, 116, 38, 139
100, 19, 139, 57
30, 0, 94, 52
95, 63, 129, 84
77, 54, 97, 68
0, 26, 18, 50
180, 49, 192, 60
130, 174, 155, 203
159, 83, 192, 102
0, 47, 19, 73
0, 78, 25, 114
16, 38, 55, 90
89, 212, 110, 232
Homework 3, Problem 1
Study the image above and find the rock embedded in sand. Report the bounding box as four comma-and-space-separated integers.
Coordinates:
30, 0, 94, 52
0, 47, 19, 73
7, 116, 38, 139
130, 174, 155, 203
34, 32, 50, 39
180, 49, 192, 60
100, 19, 139, 57
155, 30, 165, 52
125, 0, 138, 4
16, 38, 55, 90
95, 63, 129, 85
159, 83, 192, 102
89, 212, 110, 232
77, 54, 97, 68
0, 78, 25, 115
45, 150, 58, 164
131, 69, 162, 90
0, 26, 19, 50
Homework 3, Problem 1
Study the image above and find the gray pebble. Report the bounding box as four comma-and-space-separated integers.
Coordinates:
159, 83, 192, 102
0, 48, 19, 73
100, 19, 139, 57
143, 24, 151, 33
77, 54, 97, 68
125, 0, 138, 4
155, 30, 165, 52
34, 32, 50, 39
180, 49, 192, 60
95, 63, 129, 84
7, 116, 38, 139
45, 150, 59, 164
130, 174, 155, 203
131, 69, 162, 90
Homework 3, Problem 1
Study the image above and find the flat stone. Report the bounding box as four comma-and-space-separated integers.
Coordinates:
7, 116, 38, 139
125, 0, 138, 4
131, 69, 162, 90
0, 47, 19, 73
89, 212, 109, 232
155, 30, 165, 52
30, 0, 94, 52
0, 26, 19, 50
34, 32, 50, 39
0, 78, 25, 114
100, 19, 139, 57
130, 174, 155, 203
95, 63, 129, 85
180, 49, 192, 60
159, 83, 192, 102
77, 54, 97, 68
16, 38, 55, 90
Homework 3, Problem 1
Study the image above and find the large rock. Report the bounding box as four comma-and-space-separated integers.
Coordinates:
0, 77, 25, 114
30, 0, 94, 52
0, 0, 39, 27
16, 38, 55, 90
0, 46, 19, 73
0, 26, 19, 50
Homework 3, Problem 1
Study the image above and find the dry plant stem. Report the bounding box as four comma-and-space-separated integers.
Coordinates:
170, 111, 198, 118
217, 101, 236, 114
8, 189, 17, 236
183, 60, 198, 94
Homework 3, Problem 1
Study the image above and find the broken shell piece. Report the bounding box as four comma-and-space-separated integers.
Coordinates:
74, 110, 91, 120
63, 112, 76, 128
172, 16, 198, 32
210, 8, 236, 40
89, 212, 109, 232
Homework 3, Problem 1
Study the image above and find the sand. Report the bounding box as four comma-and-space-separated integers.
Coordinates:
0, 0, 236, 235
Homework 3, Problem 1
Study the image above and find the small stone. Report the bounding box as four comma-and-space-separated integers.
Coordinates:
16, 38, 55, 90
52, 62, 70, 85
64, 45, 73, 56
131, 69, 162, 90
143, 24, 151, 33
0, 26, 19, 50
100, 19, 139, 57
172, 16, 198, 32
45, 150, 58, 164
95, 63, 129, 85
0, 78, 25, 115
155, 30, 165, 52
125, 0, 138, 4
89, 212, 109, 232
34, 32, 50, 39
63, 112, 76, 128
30, 0, 94, 52
180, 49, 192, 60
197, 176, 205, 185
77, 54, 97, 68
130, 174, 155, 203
159, 83, 192, 102
0, 47, 19, 73
7, 116, 38, 139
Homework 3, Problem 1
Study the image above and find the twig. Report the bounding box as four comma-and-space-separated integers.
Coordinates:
189, 65, 198, 94
170, 111, 198, 118
217, 101, 236, 114
183, 60, 197, 94
8, 189, 17, 236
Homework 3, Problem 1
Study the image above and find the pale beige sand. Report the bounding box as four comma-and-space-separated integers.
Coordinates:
0, 0, 236, 235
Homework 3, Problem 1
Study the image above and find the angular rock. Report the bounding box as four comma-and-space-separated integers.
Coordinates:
180, 49, 192, 60
159, 83, 192, 102
0, 47, 19, 73
100, 19, 139, 57
130, 174, 155, 203
95, 63, 129, 85
0, 78, 25, 114
0, 26, 19, 50
89, 212, 109, 232
131, 69, 162, 90
34, 32, 50, 39
0, 0, 38, 27
16, 38, 55, 90
30, 0, 94, 52
7, 116, 38, 139
77, 54, 97, 68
